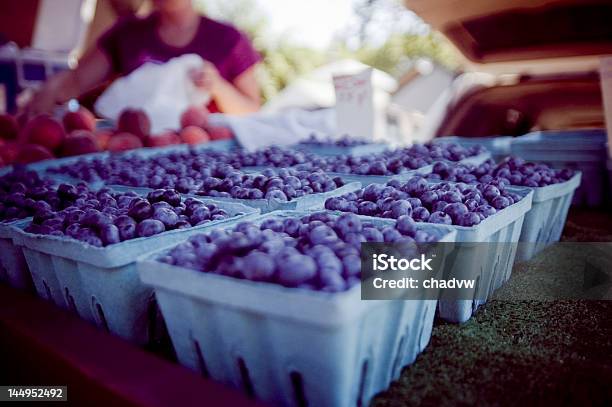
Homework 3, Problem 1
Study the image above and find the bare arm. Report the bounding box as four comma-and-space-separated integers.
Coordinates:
191, 63, 261, 115
25, 48, 112, 115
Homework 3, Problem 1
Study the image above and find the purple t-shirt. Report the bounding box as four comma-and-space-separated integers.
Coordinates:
98, 13, 261, 112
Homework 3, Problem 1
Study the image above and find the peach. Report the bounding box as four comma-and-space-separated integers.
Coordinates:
0, 114, 19, 140
16, 144, 55, 164
117, 108, 151, 140
60, 130, 100, 157
107, 132, 144, 152
0, 141, 21, 164
21, 115, 65, 151
63, 107, 96, 132
180, 106, 209, 129
145, 131, 181, 147
206, 125, 233, 140
180, 126, 210, 145
94, 130, 112, 150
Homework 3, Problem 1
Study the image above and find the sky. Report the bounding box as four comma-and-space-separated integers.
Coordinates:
198, 0, 425, 51
253, 0, 356, 49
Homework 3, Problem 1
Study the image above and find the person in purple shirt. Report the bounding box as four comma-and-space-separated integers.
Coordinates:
27, 0, 262, 115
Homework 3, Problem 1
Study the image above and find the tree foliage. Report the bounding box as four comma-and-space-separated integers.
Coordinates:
194, 0, 458, 101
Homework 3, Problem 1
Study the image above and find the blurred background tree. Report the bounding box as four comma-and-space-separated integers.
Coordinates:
194, 0, 458, 102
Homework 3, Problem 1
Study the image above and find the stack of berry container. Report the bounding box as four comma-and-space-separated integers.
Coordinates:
138, 211, 456, 407
510, 129, 607, 206
10, 192, 259, 345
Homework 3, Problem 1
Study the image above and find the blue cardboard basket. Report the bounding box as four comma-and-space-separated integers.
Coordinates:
295, 142, 391, 157
0, 219, 33, 291
131, 139, 239, 159
510, 129, 607, 206
436, 188, 533, 323
513, 173, 581, 262
343, 186, 533, 323
138, 210, 455, 407
434, 136, 512, 162
10, 196, 259, 345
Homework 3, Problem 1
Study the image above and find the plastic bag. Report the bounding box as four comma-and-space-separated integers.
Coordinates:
94, 54, 210, 133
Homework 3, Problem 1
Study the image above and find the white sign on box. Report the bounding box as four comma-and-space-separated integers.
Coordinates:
600, 56, 612, 158
95, 54, 210, 134
333, 68, 375, 141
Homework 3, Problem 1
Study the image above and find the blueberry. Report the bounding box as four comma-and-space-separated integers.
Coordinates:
99, 224, 121, 245
152, 207, 180, 228
428, 211, 452, 225
358, 201, 378, 216
335, 213, 362, 235
362, 227, 384, 242
57, 184, 78, 201
162, 190, 182, 206
319, 269, 346, 292
81, 235, 103, 247
342, 254, 361, 277
265, 189, 288, 201
396, 215, 417, 236
309, 225, 338, 245
82, 209, 113, 229
382, 227, 403, 242
445, 202, 469, 222
260, 218, 285, 233
128, 201, 153, 221
491, 196, 510, 210
442, 191, 462, 203
137, 219, 166, 237
278, 254, 317, 286
458, 212, 481, 227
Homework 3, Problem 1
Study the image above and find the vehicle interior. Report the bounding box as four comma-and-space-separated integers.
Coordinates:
435, 72, 604, 137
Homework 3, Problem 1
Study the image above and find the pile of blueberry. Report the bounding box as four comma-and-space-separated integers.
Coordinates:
23, 185, 235, 247
0, 168, 58, 222
46, 142, 486, 187
47, 149, 237, 191
298, 134, 374, 147
325, 176, 523, 227
195, 167, 346, 202
291, 142, 485, 176
161, 211, 440, 292
227, 146, 317, 168
426, 157, 575, 187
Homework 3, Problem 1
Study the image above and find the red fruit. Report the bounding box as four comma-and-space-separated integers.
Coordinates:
21, 115, 65, 151
206, 125, 233, 140
16, 144, 55, 164
117, 108, 150, 140
145, 131, 181, 147
107, 132, 143, 152
63, 107, 96, 132
180, 106, 209, 129
180, 126, 210, 145
94, 130, 112, 150
0, 141, 21, 164
60, 130, 100, 156
0, 114, 19, 140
